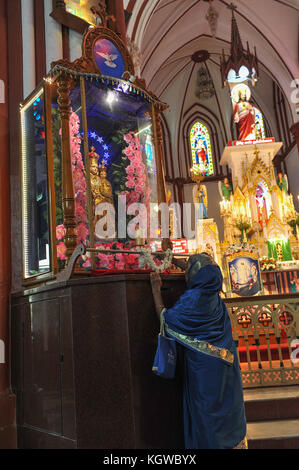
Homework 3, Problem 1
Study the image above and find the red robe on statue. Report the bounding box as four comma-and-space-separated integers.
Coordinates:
234, 102, 256, 141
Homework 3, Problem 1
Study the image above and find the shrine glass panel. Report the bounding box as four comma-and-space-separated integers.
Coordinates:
70, 80, 158, 248
21, 88, 51, 279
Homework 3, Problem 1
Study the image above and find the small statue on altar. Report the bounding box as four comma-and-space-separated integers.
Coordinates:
193, 182, 208, 219
232, 84, 256, 141
276, 172, 288, 194
256, 184, 268, 227
276, 242, 284, 262
220, 177, 232, 201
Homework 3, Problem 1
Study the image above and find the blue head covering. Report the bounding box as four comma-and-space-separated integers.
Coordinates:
164, 254, 233, 351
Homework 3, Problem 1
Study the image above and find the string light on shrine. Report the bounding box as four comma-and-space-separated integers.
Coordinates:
220, 3, 259, 87
44, 76, 53, 85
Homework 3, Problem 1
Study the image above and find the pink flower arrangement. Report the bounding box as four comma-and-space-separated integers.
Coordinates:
56, 224, 66, 241
56, 111, 89, 263
121, 132, 152, 239
57, 241, 67, 261
92, 241, 140, 270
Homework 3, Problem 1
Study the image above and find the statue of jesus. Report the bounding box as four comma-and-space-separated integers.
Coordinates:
232, 84, 256, 141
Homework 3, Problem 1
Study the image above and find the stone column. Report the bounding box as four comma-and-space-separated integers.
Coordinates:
0, 0, 17, 449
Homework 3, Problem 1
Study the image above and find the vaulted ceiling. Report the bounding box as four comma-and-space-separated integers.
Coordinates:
126, 0, 298, 105
125, 0, 299, 182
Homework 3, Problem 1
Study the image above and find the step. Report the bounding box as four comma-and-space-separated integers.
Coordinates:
244, 386, 299, 422
247, 419, 299, 449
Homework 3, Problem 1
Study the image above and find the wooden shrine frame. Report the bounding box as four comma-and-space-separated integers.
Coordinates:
20, 24, 168, 284
20, 80, 58, 285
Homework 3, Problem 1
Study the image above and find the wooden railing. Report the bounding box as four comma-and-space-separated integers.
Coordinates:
225, 294, 299, 388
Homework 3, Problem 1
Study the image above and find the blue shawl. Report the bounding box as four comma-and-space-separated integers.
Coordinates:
163, 264, 247, 449
164, 264, 233, 353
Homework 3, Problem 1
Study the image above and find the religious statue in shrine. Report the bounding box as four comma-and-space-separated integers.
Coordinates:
98, 160, 114, 205
89, 148, 115, 237
256, 184, 268, 227
220, 177, 232, 201
276, 172, 288, 194
193, 181, 208, 219
89, 147, 114, 207
232, 84, 256, 141
276, 242, 284, 262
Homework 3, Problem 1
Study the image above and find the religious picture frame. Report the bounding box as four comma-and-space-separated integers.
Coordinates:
226, 251, 264, 297
51, 0, 100, 34
82, 26, 135, 79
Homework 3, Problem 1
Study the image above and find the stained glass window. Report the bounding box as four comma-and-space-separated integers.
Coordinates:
65, 0, 98, 25
190, 121, 214, 176
254, 107, 266, 140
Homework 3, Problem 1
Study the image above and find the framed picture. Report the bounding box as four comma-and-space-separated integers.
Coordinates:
80, 26, 135, 78
93, 38, 126, 78
51, 0, 99, 34
64, 0, 98, 25
227, 252, 263, 297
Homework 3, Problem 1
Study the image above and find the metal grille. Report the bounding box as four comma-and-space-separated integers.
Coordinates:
226, 296, 299, 388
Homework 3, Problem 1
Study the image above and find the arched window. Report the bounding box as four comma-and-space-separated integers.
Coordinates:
254, 107, 266, 140
190, 121, 214, 176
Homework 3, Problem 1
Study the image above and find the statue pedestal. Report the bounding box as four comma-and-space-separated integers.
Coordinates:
196, 218, 221, 265
220, 141, 282, 190
11, 275, 186, 449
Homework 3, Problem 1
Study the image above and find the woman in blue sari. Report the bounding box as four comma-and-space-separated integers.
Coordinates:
150, 253, 247, 449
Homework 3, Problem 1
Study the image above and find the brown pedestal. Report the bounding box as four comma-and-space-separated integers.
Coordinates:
0, 394, 16, 449
11, 274, 186, 449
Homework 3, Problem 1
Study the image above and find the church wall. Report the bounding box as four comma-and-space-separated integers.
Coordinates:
285, 146, 299, 212
21, 0, 35, 98
44, 0, 63, 72
183, 182, 224, 242
69, 29, 82, 63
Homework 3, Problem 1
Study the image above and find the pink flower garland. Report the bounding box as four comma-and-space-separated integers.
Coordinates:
122, 132, 151, 235
56, 125, 152, 271
57, 111, 89, 260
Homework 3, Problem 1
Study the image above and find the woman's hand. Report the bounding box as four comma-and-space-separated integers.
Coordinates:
150, 272, 162, 292
150, 273, 164, 317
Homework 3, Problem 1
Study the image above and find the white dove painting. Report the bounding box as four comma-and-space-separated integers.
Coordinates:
94, 38, 125, 79
96, 52, 118, 68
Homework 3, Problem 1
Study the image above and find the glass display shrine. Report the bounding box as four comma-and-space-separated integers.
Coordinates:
20, 25, 168, 285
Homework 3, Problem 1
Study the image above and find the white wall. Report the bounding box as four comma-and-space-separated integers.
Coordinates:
22, 0, 35, 98
44, 0, 63, 73
69, 29, 83, 63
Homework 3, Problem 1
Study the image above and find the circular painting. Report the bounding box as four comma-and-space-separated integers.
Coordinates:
94, 38, 126, 79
